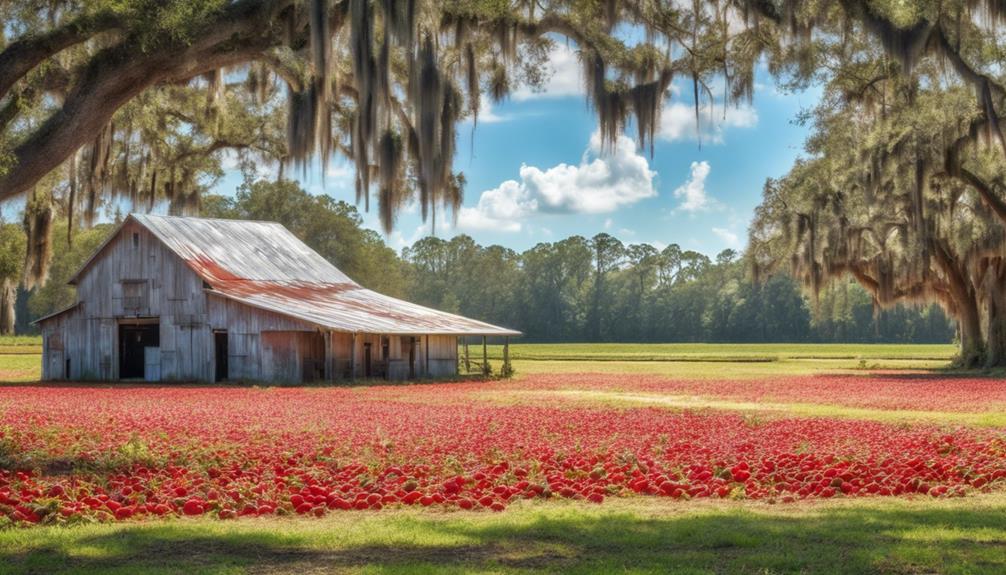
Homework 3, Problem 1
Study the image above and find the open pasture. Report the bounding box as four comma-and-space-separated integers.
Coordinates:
2, 343, 1006, 573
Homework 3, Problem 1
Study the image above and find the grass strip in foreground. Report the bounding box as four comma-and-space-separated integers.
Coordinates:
2, 496, 1006, 574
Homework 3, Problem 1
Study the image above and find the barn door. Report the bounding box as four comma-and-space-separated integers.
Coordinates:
408, 337, 416, 379
144, 347, 161, 382
47, 350, 65, 380
46, 333, 65, 380
214, 331, 228, 382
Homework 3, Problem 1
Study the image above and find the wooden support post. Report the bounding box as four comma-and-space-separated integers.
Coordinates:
424, 334, 430, 377
324, 331, 333, 382
464, 336, 470, 373
482, 335, 489, 376
350, 332, 357, 379
503, 336, 510, 377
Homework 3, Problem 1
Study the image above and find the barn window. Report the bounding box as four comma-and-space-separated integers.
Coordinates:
122, 280, 148, 312
132, 232, 139, 248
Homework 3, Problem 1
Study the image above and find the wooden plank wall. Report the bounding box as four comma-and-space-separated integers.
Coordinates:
206, 294, 318, 382
426, 335, 459, 377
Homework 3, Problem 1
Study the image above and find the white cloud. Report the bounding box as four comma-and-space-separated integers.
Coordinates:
673, 161, 713, 213
463, 98, 506, 124
458, 133, 657, 232
659, 101, 758, 144
712, 227, 742, 248
513, 43, 583, 101
604, 218, 613, 230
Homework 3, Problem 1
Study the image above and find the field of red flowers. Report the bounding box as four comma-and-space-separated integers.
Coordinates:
501, 372, 1006, 412
1, 376, 1005, 525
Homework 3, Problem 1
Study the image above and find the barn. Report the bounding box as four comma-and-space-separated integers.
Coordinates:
35, 214, 519, 383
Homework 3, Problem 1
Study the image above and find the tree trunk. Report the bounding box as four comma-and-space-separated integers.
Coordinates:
931, 241, 984, 367
0, 279, 15, 335
958, 297, 984, 369
979, 260, 1006, 367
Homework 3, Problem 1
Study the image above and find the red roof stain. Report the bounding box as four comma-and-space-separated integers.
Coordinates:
211, 280, 476, 328
186, 255, 244, 283
213, 280, 358, 300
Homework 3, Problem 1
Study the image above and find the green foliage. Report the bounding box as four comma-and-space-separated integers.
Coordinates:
102, 0, 230, 51
0, 223, 25, 282
27, 223, 115, 321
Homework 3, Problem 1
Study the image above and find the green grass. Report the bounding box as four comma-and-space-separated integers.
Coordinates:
0, 335, 41, 348
3, 496, 1006, 574
2, 343, 957, 385
0, 354, 41, 382
483, 342, 958, 362
511, 357, 949, 379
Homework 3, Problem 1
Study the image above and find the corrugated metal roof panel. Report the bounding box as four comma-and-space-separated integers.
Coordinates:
134, 214, 356, 285
131, 214, 520, 336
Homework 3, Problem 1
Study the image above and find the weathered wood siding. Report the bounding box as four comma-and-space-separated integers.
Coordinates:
206, 294, 318, 382
425, 335, 458, 377
259, 331, 325, 383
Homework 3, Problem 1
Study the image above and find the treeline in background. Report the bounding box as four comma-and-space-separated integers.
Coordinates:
5, 180, 954, 344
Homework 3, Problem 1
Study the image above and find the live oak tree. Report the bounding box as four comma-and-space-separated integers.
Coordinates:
749, 55, 1006, 366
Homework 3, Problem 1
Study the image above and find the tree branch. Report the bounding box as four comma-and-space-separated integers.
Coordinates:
0, 11, 121, 100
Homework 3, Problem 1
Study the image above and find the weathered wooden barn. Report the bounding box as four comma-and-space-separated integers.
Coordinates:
36, 214, 519, 383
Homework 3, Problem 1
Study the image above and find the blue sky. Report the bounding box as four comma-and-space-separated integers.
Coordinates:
214, 46, 820, 257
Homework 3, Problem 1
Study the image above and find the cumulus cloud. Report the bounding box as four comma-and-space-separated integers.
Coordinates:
673, 161, 713, 213
458, 133, 657, 232
659, 102, 758, 144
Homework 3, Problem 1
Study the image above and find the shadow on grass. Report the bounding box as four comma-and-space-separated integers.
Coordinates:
4, 503, 1006, 574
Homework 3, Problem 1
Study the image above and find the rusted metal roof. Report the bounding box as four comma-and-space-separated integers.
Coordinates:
134, 214, 520, 336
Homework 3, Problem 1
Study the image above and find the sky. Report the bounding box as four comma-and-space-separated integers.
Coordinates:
214, 44, 821, 257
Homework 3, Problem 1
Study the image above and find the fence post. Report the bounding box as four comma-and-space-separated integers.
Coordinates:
482, 336, 489, 376
503, 336, 511, 377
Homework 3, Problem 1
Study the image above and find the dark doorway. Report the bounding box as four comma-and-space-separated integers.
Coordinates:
363, 343, 372, 378
408, 337, 416, 379
119, 323, 159, 379
214, 331, 228, 382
